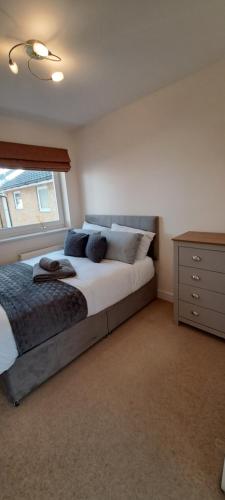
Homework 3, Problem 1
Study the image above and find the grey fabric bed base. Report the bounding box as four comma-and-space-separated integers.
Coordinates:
1, 275, 157, 405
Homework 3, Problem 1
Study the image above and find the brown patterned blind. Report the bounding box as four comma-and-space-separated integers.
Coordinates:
0, 141, 71, 172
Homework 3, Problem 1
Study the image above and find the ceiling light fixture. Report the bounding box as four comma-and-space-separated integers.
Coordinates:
8, 39, 64, 83
51, 71, 64, 82
9, 59, 18, 74
33, 41, 49, 58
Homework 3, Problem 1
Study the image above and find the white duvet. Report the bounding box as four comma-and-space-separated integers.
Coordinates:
0, 251, 154, 374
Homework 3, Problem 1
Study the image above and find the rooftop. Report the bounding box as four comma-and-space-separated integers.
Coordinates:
0, 169, 53, 191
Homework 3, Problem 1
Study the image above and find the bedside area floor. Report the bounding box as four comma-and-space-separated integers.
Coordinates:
0, 299, 225, 500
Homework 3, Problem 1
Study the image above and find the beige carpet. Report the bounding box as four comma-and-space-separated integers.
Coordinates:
0, 300, 225, 500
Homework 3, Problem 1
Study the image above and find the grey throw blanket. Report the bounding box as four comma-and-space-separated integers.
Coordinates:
33, 258, 76, 282
0, 262, 87, 356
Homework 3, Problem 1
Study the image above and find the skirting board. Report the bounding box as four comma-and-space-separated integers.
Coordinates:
157, 289, 174, 303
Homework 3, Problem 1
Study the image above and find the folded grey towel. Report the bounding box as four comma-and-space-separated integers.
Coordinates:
39, 257, 61, 272
33, 259, 76, 283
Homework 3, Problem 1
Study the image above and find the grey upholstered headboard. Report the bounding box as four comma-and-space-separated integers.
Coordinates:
85, 214, 159, 260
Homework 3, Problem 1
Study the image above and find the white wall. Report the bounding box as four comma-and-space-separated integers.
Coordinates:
0, 114, 81, 265
74, 60, 225, 299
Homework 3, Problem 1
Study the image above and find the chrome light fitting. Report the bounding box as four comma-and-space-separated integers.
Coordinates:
8, 39, 64, 82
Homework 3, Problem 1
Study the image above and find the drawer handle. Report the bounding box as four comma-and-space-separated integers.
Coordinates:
192, 292, 200, 299
191, 310, 199, 317
192, 255, 201, 262
192, 274, 200, 281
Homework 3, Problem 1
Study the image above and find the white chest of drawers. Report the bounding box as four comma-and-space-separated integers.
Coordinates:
173, 231, 225, 339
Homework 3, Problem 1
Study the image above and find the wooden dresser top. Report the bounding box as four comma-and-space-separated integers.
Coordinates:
172, 231, 225, 246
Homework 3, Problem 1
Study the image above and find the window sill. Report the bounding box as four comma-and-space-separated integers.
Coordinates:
0, 227, 69, 244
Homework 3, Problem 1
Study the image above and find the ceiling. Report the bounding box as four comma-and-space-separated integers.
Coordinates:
0, 0, 225, 127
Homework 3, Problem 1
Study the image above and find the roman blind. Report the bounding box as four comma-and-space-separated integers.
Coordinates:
0, 141, 71, 172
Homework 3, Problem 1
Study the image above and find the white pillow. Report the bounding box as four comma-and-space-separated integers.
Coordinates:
111, 223, 155, 260
82, 221, 108, 232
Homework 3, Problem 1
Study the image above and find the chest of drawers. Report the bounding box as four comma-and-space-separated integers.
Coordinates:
173, 231, 225, 339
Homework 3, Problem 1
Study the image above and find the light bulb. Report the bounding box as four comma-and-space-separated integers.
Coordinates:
9, 60, 18, 74
51, 71, 64, 82
33, 41, 49, 57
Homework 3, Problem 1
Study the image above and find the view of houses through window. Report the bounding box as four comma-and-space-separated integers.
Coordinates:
0, 168, 60, 229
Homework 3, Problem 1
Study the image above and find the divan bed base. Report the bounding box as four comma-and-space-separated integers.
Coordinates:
1, 276, 157, 405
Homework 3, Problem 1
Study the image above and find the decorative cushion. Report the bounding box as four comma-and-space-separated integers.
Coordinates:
85, 234, 107, 263
72, 228, 100, 235
82, 221, 108, 232
64, 230, 89, 257
101, 230, 142, 264
111, 223, 155, 260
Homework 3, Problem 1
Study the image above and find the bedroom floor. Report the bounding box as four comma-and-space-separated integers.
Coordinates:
0, 300, 225, 500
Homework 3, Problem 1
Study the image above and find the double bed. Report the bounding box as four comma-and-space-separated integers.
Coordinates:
0, 214, 159, 405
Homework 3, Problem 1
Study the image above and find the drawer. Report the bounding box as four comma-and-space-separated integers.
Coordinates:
179, 284, 225, 314
179, 301, 225, 334
179, 266, 225, 294
179, 246, 225, 273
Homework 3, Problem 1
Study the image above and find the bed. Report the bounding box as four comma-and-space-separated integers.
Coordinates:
0, 214, 159, 405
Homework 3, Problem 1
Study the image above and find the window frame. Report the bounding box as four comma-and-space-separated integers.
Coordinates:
0, 172, 66, 239
13, 191, 23, 210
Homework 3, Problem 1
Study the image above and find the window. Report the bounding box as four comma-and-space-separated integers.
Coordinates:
0, 168, 65, 238
37, 186, 50, 212
13, 191, 23, 210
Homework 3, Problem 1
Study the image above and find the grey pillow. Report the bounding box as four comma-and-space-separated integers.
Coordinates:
72, 228, 100, 235
101, 230, 142, 264
64, 230, 89, 257
85, 234, 107, 263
